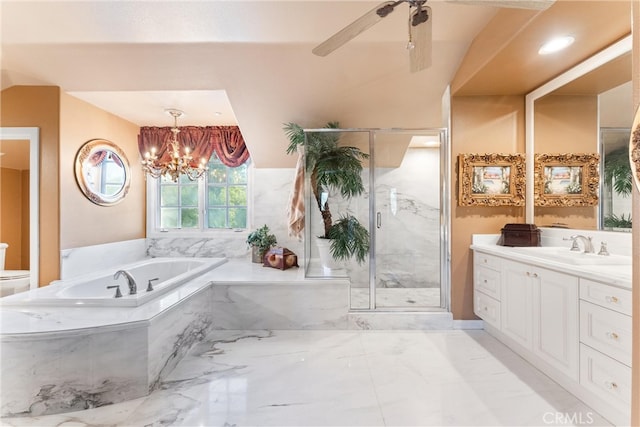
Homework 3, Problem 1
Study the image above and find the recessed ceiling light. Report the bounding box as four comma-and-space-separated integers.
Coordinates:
214, 112, 222, 116
538, 36, 575, 55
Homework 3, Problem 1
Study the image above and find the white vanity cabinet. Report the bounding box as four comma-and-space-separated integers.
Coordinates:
473, 252, 501, 329
472, 247, 631, 426
579, 279, 632, 424
500, 259, 579, 379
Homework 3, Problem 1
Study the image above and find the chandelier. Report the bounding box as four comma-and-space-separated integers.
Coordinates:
141, 109, 208, 182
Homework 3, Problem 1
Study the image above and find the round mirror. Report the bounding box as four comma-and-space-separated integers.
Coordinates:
74, 139, 131, 206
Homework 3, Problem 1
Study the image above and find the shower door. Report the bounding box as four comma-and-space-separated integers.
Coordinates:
370, 130, 446, 309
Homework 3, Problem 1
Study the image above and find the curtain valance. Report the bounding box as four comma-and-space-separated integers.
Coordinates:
138, 126, 250, 168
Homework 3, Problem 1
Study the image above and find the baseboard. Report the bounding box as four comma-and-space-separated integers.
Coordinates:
452, 319, 484, 329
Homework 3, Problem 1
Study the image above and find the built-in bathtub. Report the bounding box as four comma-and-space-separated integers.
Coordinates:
1, 257, 226, 307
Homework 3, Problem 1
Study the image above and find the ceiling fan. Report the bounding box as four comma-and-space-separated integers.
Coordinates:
312, 0, 556, 73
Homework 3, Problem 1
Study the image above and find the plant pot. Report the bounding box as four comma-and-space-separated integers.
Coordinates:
251, 246, 264, 263
315, 237, 343, 270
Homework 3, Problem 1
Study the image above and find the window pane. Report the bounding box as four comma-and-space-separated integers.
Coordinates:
181, 208, 199, 228
228, 208, 247, 229
208, 208, 227, 228
228, 164, 248, 184
228, 186, 247, 206
180, 185, 198, 206
208, 164, 227, 184
208, 186, 227, 206
160, 208, 179, 228
161, 186, 179, 206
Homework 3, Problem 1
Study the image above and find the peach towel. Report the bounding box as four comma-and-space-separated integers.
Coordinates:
287, 146, 305, 240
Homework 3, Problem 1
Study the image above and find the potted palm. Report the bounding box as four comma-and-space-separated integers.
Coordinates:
283, 121, 370, 267
246, 224, 277, 263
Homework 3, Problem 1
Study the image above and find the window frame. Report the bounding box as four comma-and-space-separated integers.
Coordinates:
146, 160, 253, 238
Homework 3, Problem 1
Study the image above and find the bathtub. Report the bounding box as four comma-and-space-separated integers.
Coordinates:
0, 257, 226, 307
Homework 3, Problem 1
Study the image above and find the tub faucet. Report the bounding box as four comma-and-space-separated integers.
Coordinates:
567, 235, 594, 254
114, 270, 137, 295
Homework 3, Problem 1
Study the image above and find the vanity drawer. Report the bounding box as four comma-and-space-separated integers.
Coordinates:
474, 252, 501, 271
475, 265, 501, 300
580, 301, 631, 366
474, 290, 500, 329
580, 279, 631, 316
580, 344, 631, 415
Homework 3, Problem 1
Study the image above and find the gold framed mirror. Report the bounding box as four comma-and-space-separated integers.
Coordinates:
74, 139, 131, 206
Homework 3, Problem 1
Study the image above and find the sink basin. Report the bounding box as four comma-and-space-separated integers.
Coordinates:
509, 246, 631, 265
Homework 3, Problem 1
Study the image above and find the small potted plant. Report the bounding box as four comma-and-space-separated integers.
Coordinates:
246, 224, 277, 263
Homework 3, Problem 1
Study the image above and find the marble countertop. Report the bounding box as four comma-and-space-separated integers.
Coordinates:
470, 243, 632, 290
1, 260, 348, 338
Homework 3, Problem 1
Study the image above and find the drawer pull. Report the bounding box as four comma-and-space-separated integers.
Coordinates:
606, 332, 619, 340
605, 296, 619, 304
483, 306, 489, 311
604, 381, 618, 390
484, 259, 488, 263
483, 279, 488, 283
526, 272, 538, 278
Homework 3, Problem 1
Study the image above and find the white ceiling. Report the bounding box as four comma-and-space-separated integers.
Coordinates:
0, 0, 501, 166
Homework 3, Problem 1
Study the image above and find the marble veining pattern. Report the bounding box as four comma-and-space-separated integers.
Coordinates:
1, 330, 611, 426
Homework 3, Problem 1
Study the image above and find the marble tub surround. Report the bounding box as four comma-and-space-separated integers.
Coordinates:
1, 330, 610, 427
1, 286, 213, 418
60, 238, 147, 280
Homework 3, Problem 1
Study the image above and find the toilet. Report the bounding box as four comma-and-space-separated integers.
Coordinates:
0, 243, 30, 297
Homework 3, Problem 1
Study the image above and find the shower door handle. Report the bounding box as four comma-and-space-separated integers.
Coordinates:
376, 212, 381, 228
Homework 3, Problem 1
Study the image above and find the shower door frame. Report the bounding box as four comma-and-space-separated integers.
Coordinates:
302, 127, 451, 312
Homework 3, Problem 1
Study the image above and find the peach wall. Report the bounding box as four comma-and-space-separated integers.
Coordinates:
59, 93, 145, 249
0, 168, 23, 269
450, 95, 526, 320
21, 170, 29, 269
0, 86, 60, 286
533, 95, 598, 229
630, 0, 639, 424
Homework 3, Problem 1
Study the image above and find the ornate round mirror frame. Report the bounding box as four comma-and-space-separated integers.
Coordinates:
74, 139, 131, 206
630, 106, 640, 193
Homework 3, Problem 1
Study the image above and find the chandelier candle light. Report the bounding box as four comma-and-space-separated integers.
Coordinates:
141, 109, 208, 182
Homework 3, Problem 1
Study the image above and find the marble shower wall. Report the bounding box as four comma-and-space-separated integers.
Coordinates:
148, 168, 304, 260
331, 148, 442, 289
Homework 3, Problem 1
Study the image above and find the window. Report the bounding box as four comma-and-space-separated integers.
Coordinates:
156, 153, 249, 231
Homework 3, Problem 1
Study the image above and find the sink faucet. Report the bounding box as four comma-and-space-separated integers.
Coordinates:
568, 235, 594, 254
114, 270, 137, 295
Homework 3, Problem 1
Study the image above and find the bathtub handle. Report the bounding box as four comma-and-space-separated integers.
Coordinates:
147, 278, 159, 292
106, 285, 122, 298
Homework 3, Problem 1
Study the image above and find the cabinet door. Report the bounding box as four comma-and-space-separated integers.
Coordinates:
501, 260, 533, 350
532, 268, 579, 380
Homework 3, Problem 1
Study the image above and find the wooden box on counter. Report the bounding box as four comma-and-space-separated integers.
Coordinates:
500, 223, 541, 247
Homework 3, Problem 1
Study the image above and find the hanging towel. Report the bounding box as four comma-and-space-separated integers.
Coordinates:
287, 146, 305, 240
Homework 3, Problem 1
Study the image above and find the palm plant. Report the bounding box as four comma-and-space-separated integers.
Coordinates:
604, 147, 633, 197
283, 121, 370, 264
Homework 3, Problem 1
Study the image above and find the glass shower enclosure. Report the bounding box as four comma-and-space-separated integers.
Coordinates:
302, 128, 449, 311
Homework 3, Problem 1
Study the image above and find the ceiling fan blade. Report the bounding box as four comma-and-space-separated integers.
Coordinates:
312, 1, 398, 57
409, 6, 432, 73
446, 0, 555, 10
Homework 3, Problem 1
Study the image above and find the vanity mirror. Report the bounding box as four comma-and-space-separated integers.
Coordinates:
526, 35, 632, 230
74, 139, 131, 206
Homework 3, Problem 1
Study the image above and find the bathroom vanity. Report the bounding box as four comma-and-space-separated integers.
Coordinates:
471, 231, 632, 426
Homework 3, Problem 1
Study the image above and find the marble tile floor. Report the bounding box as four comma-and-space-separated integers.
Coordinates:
2, 329, 610, 427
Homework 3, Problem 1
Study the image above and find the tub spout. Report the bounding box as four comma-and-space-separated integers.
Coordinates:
114, 270, 137, 295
